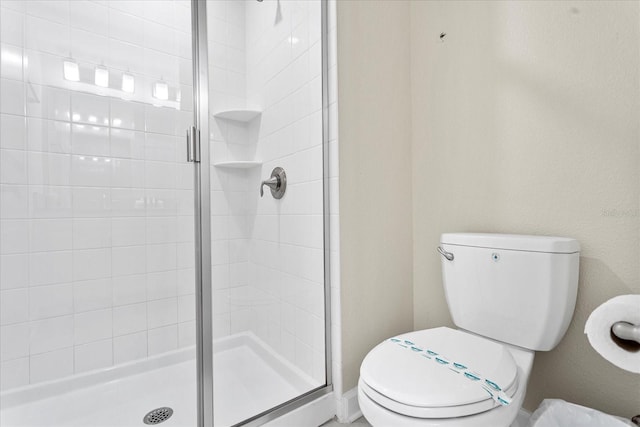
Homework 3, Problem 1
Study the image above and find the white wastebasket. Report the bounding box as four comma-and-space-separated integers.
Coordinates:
529, 399, 635, 427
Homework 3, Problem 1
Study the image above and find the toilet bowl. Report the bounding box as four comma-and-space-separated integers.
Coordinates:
357, 233, 580, 427
358, 327, 534, 427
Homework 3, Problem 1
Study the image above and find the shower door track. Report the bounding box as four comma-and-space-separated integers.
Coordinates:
189, 1, 334, 426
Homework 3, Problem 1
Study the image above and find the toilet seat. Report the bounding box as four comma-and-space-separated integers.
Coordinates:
359, 327, 519, 418
359, 376, 518, 418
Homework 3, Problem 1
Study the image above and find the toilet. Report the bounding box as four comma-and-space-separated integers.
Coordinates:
358, 233, 580, 427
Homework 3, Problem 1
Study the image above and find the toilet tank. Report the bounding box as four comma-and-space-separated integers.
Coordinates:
440, 233, 580, 351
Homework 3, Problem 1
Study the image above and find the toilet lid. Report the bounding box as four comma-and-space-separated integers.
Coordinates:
360, 327, 518, 416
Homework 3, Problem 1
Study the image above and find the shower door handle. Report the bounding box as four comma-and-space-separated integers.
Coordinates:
260, 167, 286, 199
186, 126, 200, 163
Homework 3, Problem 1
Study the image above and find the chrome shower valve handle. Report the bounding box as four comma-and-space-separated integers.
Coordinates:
260, 167, 287, 199
260, 176, 278, 197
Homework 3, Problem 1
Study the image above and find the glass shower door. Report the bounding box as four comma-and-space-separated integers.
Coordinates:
203, 0, 329, 425
0, 1, 198, 426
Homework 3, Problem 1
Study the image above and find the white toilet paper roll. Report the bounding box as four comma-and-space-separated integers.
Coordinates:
584, 295, 640, 374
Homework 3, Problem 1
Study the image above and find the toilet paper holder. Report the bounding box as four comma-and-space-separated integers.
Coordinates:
611, 321, 640, 345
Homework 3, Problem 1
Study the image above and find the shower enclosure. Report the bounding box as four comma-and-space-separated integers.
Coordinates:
0, 0, 331, 425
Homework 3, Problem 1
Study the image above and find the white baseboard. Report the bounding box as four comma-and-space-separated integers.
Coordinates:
336, 387, 362, 423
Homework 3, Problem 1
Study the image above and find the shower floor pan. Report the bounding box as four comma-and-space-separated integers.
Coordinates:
0, 332, 318, 427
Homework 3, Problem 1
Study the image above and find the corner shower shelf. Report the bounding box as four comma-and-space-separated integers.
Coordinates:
213, 109, 262, 122
213, 161, 263, 169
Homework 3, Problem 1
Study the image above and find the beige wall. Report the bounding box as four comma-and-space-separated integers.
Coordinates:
411, 0, 640, 418
337, 0, 414, 392
338, 0, 639, 418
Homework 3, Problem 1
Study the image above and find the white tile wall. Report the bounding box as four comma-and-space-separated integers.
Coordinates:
0, 0, 196, 391
0, 0, 342, 397
207, 0, 327, 385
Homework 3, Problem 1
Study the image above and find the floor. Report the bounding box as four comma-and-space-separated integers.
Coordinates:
1, 334, 316, 427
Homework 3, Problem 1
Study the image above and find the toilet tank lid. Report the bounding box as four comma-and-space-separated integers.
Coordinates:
441, 233, 580, 254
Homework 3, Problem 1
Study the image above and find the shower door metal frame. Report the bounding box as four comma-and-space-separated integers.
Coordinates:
191, 1, 333, 426
191, 1, 214, 427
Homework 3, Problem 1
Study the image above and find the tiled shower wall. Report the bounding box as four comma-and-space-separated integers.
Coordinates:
207, 0, 253, 342
0, 0, 195, 390
247, 0, 325, 384
207, 0, 325, 384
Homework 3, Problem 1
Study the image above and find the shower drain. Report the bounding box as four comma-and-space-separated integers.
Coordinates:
143, 407, 173, 425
